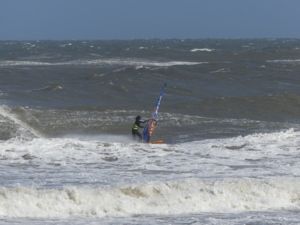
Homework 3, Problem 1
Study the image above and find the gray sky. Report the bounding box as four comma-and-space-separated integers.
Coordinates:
1, 0, 299, 40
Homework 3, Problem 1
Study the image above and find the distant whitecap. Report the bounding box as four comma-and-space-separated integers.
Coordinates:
190, 48, 215, 52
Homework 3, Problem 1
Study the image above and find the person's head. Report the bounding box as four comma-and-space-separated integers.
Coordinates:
136, 115, 141, 121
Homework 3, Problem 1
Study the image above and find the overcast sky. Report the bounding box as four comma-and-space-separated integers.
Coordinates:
1, 0, 299, 40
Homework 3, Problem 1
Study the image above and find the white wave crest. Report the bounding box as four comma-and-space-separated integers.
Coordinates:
0, 105, 42, 139
0, 59, 206, 68
0, 178, 299, 218
0, 61, 53, 66
190, 48, 215, 52
267, 59, 300, 64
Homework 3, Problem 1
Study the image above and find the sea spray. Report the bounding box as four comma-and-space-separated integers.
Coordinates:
0, 178, 299, 218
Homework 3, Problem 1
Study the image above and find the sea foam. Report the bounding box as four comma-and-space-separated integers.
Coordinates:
0, 178, 299, 218
267, 59, 300, 64
0, 59, 205, 68
190, 48, 215, 52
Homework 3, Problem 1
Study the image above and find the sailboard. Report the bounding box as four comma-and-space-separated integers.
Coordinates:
142, 83, 167, 143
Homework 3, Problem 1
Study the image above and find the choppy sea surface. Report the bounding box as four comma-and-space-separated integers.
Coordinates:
1, 39, 300, 224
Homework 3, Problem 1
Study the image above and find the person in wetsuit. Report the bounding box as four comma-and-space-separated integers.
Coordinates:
132, 115, 147, 140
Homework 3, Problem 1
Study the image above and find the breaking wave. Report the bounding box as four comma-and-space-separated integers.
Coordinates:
267, 59, 300, 64
0, 59, 206, 68
0, 106, 42, 140
0, 178, 299, 218
190, 48, 215, 52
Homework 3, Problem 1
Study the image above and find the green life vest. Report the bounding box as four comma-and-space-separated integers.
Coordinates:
132, 123, 139, 130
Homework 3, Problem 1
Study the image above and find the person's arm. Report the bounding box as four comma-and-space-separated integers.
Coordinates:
137, 121, 144, 128
138, 119, 149, 128
143, 119, 151, 123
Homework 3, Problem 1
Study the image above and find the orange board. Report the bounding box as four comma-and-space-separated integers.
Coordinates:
150, 140, 165, 144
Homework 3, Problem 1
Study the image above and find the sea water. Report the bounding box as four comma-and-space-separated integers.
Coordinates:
0, 39, 300, 224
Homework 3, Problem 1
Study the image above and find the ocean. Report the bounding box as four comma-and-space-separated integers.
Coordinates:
0, 39, 300, 224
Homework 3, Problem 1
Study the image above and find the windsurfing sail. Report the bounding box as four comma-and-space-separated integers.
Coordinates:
142, 83, 167, 143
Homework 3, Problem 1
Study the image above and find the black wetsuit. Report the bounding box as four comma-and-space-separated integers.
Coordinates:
132, 119, 145, 140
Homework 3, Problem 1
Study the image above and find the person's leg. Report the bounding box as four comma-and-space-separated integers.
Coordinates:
137, 131, 142, 140
132, 129, 137, 139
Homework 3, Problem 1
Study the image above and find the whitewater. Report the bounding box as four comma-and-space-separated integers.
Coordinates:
1, 106, 300, 223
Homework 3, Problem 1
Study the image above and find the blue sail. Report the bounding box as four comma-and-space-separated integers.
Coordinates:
143, 83, 167, 143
